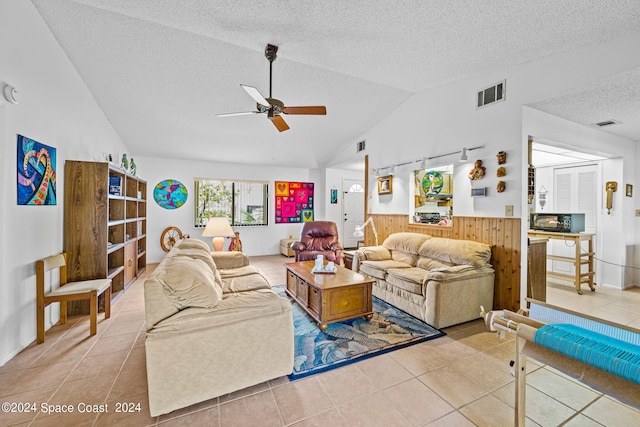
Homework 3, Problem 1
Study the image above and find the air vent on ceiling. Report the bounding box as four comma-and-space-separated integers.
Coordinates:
356, 140, 366, 152
592, 119, 621, 127
477, 80, 506, 109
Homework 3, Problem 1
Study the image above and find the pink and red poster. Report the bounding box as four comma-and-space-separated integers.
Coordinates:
275, 181, 314, 223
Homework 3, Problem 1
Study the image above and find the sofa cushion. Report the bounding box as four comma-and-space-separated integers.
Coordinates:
386, 267, 427, 295
173, 247, 217, 273
360, 259, 412, 280
159, 256, 223, 309
383, 233, 431, 266
418, 237, 491, 267
175, 238, 211, 252
219, 266, 271, 294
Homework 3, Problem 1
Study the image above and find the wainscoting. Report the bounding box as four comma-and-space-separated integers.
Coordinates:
362, 215, 521, 311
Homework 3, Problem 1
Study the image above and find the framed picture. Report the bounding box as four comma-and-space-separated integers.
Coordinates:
378, 175, 392, 195
471, 187, 487, 197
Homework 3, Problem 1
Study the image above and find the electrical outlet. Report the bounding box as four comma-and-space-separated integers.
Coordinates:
505, 205, 514, 217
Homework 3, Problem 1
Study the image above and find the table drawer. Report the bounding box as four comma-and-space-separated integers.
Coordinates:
296, 280, 309, 305
308, 286, 321, 315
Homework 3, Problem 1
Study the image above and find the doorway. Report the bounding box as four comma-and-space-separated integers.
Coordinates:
342, 179, 364, 248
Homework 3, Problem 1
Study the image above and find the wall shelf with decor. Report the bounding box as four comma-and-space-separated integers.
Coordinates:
64, 160, 147, 315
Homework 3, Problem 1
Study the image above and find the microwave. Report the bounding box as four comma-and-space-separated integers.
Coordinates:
530, 213, 585, 233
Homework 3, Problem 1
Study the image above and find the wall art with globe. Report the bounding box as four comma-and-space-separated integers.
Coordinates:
153, 179, 188, 209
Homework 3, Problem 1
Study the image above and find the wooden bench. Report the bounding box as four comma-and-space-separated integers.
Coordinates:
36, 253, 111, 343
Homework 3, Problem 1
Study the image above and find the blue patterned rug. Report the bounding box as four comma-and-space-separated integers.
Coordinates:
273, 286, 445, 380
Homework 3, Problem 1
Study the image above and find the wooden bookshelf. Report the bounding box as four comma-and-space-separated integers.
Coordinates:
64, 160, 147, 315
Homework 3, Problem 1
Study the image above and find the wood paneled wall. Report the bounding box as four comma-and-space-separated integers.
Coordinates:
364, 214, 521, 311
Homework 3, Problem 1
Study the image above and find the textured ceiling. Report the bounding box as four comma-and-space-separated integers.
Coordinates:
31, 0, 640, 168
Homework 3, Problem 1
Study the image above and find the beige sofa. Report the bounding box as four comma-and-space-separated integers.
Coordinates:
144, 238, 294, 417
352, 232, 494, 329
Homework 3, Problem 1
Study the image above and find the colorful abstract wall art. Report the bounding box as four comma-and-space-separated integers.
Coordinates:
17, 135, 57, 205
153, 179, 188, 209
275, 181, 314, 223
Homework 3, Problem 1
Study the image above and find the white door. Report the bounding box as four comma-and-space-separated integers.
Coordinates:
342, 179, 364, 248
551, 164, 598, 274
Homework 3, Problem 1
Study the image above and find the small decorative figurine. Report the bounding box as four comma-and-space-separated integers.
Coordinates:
121, 153, 129, 170
497, 151, 507, 164
130, 158, 137, 176
497, 181, 506, 193
497, 166, 506, 177
469, 160, 486, 180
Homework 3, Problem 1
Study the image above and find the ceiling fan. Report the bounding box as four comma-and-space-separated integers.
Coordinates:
217, 44, 326, 132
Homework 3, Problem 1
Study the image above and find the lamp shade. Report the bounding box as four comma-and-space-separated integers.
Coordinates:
202, 217, 235, 251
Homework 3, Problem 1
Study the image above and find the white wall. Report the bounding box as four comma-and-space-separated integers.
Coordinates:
137, 156, 313, 262
354, 32, 640, 307
0, 0, 130, 365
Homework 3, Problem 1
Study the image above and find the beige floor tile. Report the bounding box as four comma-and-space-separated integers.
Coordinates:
271, 376, 334, 424
49, 374, 116, 407
383, 378, 455, 425
65, 349, 129, 383
337, 389, 411, 427
95, 391, 156, 427
459, 394, 519, 427
562, 413, 606, 427
425, 411, 477, 427
447, 352, 514, 392
219, 390, 283, 426
316, 364, 377, 406
107, 366, 148, 401
218, 380, 270, 404
288, 408, 348, 427
492, 383, 577, 426
4, 358, 77, 396
85, 332, 138, 357
354, 353, 413, 390
581, 396, 640, 426
158, 405, 219, 426
31, 404, 99, 426
0, 385, 58, 425
525, 367, 600, 410
157, 397, 218, 423
418, 366, 489, 409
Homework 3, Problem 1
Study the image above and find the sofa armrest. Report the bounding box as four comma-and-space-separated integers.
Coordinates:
352, 246, 392, 271
424, 265, 494, 283
291, 241, 306, 251
210, 251, 249, 269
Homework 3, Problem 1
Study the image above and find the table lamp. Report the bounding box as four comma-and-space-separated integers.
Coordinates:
202, 217, 235, 251
353, 217, 379, 246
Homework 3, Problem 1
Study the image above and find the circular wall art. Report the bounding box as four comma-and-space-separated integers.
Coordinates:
153, 179, 187, 209
422, 170, 444, 196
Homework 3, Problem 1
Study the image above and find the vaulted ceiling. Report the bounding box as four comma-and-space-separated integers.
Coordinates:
31, 0, 640, 169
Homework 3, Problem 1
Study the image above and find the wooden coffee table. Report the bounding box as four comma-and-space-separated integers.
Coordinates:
285, 261, 374, 331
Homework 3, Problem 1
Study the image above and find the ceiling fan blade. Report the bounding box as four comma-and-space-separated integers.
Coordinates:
240, 84, 270, 107
216, 111, 260, 117
271, 115, 290, 132
282, 106, 327, 115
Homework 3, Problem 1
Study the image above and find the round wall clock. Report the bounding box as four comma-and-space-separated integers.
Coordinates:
422, 170, 444, 196
153, 179, 187, 209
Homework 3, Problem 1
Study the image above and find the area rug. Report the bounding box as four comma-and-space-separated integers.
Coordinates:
273, 286, 445, 380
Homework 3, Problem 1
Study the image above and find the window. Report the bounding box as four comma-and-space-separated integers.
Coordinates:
194, 179, 268, 227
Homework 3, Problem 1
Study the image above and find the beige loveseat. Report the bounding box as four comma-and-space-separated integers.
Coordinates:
352, 232, 494, 329
144, 238, 294, 416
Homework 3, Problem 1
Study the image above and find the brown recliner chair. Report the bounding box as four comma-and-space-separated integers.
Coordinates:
291, 221, 344, 264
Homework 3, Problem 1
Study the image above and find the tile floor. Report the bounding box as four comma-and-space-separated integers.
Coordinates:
1, 255, 639, 426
